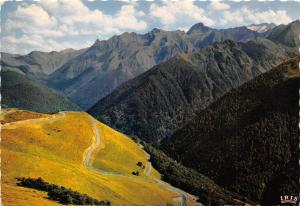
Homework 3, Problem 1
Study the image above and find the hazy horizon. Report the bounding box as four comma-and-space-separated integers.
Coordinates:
1, 0, 299, 54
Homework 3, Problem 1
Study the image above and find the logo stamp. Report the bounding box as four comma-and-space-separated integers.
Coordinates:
280, 195, 299, 204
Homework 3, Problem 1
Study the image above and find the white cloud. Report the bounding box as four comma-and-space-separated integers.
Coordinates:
39, 0, 147, 36
210, 2, 230, 10
3, 4, 60, 37
1, 1, 295, 54
114, 4, 147, 31
149, 1, 215, 30
1, 0, 148, 54
220, 7, 292, 25
220, 10, 244, 25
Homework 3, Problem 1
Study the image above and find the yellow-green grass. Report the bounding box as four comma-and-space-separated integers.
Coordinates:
283, 55, 300, 78
285, 68, 300, 78
1, 109, 196, 206
92, 121, 160, 179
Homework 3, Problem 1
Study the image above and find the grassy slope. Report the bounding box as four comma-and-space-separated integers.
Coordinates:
93, 122, 160, 179
1, 71, 80, 113
1, 109, 196, 206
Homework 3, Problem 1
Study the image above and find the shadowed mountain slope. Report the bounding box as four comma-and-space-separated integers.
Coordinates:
161, 55, 300, 204
141, 141, 253, 205
267, 20, 300, 47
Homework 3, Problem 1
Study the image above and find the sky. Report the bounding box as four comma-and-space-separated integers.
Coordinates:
1, 0, 299, 54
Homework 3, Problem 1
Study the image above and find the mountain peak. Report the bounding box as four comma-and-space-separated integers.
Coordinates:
150, 28, 165, 34
90, 38, 103, 49
267, 20, 300, 47
187, 22, 211, 34
94, 38, 101, 45
289, 19, 300, 26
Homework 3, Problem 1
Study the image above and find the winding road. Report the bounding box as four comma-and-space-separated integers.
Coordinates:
83, 116, 199, 206
83, 116, 100, 168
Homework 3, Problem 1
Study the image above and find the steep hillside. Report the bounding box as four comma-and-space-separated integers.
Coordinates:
88, 38, 292, 143
1, 71, 79, 113
1, 48, 85, 80
141, 142, 252, 205
267, 20, 300, 47
1, 109, 198, 206
161, 56, 300, 204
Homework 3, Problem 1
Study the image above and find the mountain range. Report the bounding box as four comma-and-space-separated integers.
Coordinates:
2, 21, 293, 109
1, 48, 85, 80
161, 55, 300, 204
88, 37, 296, 143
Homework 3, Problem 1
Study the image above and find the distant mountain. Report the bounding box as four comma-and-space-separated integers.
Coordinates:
47, 23, 270, 109
1, 48, 85, 80
47, 30, 194, 109
267, 20, 300, 47
1, 70, 80, 113
88, 38, 293, 143
247, 23, 276, 33
194, 26, 263, 48
186, 22, 215, 45
161, 55, 300, 204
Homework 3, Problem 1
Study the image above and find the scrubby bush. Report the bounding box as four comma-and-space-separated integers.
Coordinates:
16, 177, 110, 205
136, 161, 143, 167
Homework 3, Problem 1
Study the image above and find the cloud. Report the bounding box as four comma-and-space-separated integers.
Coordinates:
39, 0, 147, 34
149, 1, 215, 30
220, 7, 292, 25
1, 0, 147, 54
3, 4, 60, 37
113, 4, 147, 31
210, 2, 230, 10
1, 1, 295, 54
